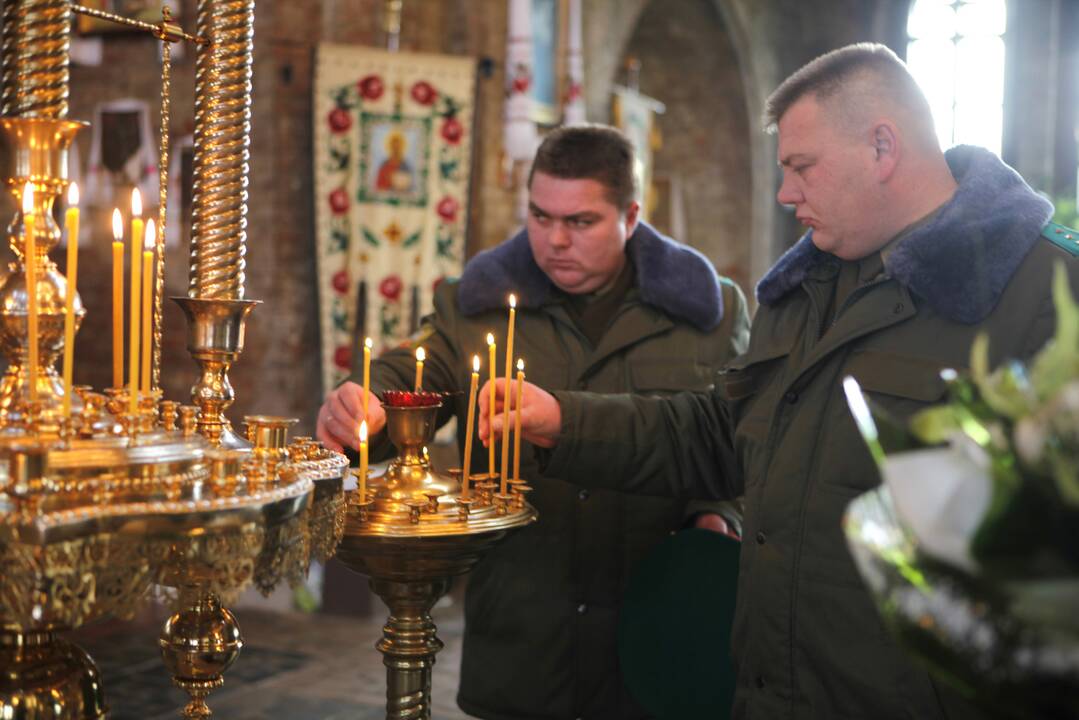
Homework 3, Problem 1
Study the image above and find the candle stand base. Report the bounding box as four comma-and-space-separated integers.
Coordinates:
0, 628, 107, 719
335, 402, 536, 719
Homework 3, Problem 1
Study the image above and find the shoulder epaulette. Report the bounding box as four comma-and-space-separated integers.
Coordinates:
1042, 221, 1079, 257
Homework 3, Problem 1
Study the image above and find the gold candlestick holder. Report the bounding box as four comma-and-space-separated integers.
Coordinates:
173, 296, 260, 448
336, 401, 536, 719
0, 116, 86, 423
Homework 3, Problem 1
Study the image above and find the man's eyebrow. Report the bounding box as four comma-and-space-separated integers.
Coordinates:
528, 202, 550, 216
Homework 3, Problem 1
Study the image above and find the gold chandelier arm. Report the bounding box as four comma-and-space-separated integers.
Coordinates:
1, 0, 70, 118
188, 0, 252, 300
153, 32, 171, 392
69, 3, 207, 45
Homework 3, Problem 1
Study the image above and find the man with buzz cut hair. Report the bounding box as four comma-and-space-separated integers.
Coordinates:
317, 123, 750, 720
497, 44, 1079, 719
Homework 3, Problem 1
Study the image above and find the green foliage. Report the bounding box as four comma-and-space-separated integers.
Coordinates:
905, 262, 1079, 573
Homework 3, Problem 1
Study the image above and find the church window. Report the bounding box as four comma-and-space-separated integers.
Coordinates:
907, 0, 1007, 155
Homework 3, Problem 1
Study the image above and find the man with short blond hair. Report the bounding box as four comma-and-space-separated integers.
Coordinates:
500, 44, 1079, 719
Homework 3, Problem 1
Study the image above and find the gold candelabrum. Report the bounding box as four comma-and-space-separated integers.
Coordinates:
0, 1, 349, 720
336, 402, 536, 720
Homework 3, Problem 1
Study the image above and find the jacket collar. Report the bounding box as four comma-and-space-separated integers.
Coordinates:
755, 145, 1054, 324
457, 221, 725, 331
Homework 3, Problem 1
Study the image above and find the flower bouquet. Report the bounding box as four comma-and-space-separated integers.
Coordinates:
843, 264, 1079, 719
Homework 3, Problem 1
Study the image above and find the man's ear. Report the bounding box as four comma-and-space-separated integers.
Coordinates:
623, 200, 641, 235
872, 121, 900, 182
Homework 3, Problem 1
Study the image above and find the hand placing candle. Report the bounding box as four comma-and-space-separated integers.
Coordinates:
111, 209, 124, 388
128, 188, 143, 414
487, 332, 496, 475
414, 346, 425, 391
62, 182, 80, 416
140, 219, 154, 396
22, 183, 38, 404
362, 336, 372, 421
462, 355, 480, 498
513, 359, 525, 482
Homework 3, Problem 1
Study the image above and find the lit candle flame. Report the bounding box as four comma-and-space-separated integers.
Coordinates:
509, 293, 517, 309
112, 208, 123, 241
517, 358, 524, 371
67, 181, 79, 207
487, 332, 495, 346
144, 218, 156, 250
359, 419, 368, 443
473, 354, 480, 372
365, 337, 373, 349
21, 182, 33, 214
131, 187, 142, 217
416, 347, 425, 362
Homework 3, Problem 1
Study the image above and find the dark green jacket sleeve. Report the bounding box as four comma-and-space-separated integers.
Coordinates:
544, 387, 742, 502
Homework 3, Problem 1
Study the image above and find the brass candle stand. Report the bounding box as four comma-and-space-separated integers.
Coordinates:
336, 402, 536, 720
0, 1, 350, 719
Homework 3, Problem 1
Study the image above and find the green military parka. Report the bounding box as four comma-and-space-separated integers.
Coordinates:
543, 147, 1079, 719
364, 222, 750, 720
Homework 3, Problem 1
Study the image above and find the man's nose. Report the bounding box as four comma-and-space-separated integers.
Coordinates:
776, 175, 802, 207
549, 222, 571, 248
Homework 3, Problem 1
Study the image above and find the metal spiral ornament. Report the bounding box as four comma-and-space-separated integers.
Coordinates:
1, 0, 71, 118
189, 0, 253, 300
154, 33, 172, 391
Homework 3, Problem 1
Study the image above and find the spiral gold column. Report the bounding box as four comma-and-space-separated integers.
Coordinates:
1, 0, 70, 119
189, 0, 252, 300
181, 0, 258, 448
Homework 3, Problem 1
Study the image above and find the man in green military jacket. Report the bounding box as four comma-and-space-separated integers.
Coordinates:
317, 125, 750, 719
497, 45, 1079, 719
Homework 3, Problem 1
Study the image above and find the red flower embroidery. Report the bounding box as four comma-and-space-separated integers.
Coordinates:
410, 80, 438, 106
510, 63, 532, 94
440, 116, 464, 145
332, 270, 349, 294
379, 275, 403, 301
328, 188, 349, 214
436, 196, 459, 223
357, 74, 384, 101
334, 345, 351, 370
564, 82, 583, 102
328, 107, 351, 133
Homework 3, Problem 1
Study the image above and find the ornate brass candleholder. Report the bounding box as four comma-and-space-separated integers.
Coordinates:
0, 2, 351, 719
336, 401, 536, 720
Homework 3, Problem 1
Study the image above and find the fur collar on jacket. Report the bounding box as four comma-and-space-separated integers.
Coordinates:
755, 145, 1054, 324
457, 221, 725, 331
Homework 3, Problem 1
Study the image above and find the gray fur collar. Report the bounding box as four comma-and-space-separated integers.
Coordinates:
755, 145, 1054, 324
457, 221, 725, 331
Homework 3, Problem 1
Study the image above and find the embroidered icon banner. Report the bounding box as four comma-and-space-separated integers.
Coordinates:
314, 44, 475, 394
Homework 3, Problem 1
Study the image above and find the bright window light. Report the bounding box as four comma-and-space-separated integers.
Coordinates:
907, 0, 1007, 155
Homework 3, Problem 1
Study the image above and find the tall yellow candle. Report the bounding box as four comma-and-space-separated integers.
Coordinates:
513, 359, 524, 482
22, 183, 38, 404
61, 182, 80, 416
362, 336, 372, 421
140, 219, 154, 395
499, 295, 517, 493
111, 209, 124, 388
462, 355, 480, 498
487, 332, 496, 475
358, 419, 369, 502
128, 188, 143, 414
414, 346, 425, 391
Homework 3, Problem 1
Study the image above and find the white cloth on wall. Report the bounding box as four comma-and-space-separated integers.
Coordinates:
563, 0, 586, 125
504, 0, 538, 161
84, 98, 159, 209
